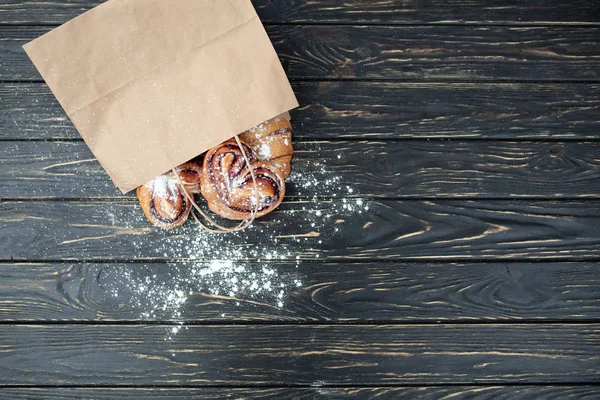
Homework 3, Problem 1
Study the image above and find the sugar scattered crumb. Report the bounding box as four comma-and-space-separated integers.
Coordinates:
102, 142, 368, 340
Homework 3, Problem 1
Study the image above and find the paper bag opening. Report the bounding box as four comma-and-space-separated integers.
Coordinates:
23, 0, 299, 193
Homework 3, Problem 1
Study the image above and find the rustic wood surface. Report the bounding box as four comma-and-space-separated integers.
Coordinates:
3, 82, 599, 140
1, 0, 599, 398
2, 140, 600, 199
2, 200, 600, 261
2, 0, 599, 25
0, 324, 598, 385
3, 386, 600, 400
1, 262, 598, 322
2, 26, 600, 82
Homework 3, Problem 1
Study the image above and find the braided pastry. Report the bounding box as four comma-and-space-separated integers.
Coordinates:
239, 117, 293, 178
136, 173, 191, 229
200, 139, 286, 220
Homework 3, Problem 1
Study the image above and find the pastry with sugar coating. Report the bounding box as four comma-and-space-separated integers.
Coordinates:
137, 174, 191, 229
240, 116, 293, 178
200, 139, 286, 220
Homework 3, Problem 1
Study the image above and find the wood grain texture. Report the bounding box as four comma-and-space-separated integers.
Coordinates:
3, 26, 600, 81
2, 0, 600, 25
1, 262, 598, 322
0, 324, 597, 385
2, 200, 599, 261
2, 0, 599, 395
3, 386, 600, 400
2, 140, 600, 200
2, 82, 600, 140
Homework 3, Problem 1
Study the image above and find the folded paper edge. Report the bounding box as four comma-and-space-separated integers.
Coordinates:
115, 109, 296, 194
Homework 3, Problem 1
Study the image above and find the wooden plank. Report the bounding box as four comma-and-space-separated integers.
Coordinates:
1, 262, 598, 322
2, 140, 600, 200
3, 386, 600, 399
2, 0, 600, 25
2, 200, 599, 261
2, 26, 600, 82
2, 82, 600, 140
0, 324, 597, 385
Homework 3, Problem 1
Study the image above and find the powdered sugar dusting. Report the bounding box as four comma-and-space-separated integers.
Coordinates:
249, 123, 265, 134
288, 161, 342, 200
104, 148, 367, 340
258, 142, 272, 159
146, 174, 178, 200
109, 260, 302, 340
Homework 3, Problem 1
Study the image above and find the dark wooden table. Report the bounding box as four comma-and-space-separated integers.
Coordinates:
1, 1, 600, 398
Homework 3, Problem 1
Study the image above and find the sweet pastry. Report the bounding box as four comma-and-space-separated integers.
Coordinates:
200, 139, 286, 220
136, 173, 191, 229
137, 117, 293, 228
240, 117, 293, 178
170, 157, 203, 193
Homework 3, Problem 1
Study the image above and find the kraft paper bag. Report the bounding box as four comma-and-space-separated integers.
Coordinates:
23, 0, 299, 193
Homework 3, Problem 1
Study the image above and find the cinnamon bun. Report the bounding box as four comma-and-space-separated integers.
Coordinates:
136, 173, 191, 229
200, 139, 286, 220
239, 117, 293, 178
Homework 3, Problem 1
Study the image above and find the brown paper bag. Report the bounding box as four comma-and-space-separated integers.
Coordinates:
23, 0, 299, 193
